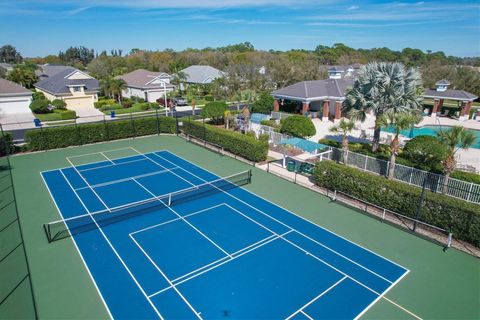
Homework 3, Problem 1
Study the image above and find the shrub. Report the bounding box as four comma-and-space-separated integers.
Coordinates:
201, 101, 228, 124
251, 92, 274, 114
403, 135, 448, 172
100, 103, 123, 112
130, 96, 145, 103
29, 99, 50, 114
182, 119, 268, 162
204, 95, 214, 101
94, 99, 115, 108
280, 115, 316, 138
260, 119, 280, 131
451, 171, 480, 184
51, 99, 67, 109
25, 117, 176, 151
0, 132, 14, 156
32, 91, 46, 101
122, 99, 133, 109
313, 161, 480, 246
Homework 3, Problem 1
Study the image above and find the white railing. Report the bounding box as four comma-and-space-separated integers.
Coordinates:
250, 123, 480, 204
270, 111, 293, 120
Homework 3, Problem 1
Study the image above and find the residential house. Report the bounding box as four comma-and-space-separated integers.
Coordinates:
0, 63, 13, 75
180, 65, 226, 84
35, 64, 74, 81
0, 78, 33, 115
116, 69, 174, 103
34, 67, 99, 109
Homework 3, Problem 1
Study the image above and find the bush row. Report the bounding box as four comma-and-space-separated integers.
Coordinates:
0, 132, 14, 156
25, 117, 176, 151
182, 119, 268, 162
313, 161, 480, 246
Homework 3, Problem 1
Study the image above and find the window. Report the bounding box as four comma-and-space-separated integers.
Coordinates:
73, 86, 82, 92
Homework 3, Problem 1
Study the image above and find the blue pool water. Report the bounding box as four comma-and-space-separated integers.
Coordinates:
382, 125, 480, 149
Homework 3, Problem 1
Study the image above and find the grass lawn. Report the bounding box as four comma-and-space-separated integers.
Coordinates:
4, 135, 479, 319
101, 105, 166, 115
34, 109, 77, 121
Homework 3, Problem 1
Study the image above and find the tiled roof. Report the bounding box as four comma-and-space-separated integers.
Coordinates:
116, 69, 174, 89
34, 68, 99, 95
423, 89, 477, 101
272, 78, 354, 100
0, 78, 32, 96
181, 65, 226, 84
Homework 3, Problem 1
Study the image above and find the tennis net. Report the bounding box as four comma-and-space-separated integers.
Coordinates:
44, 170, 252, 242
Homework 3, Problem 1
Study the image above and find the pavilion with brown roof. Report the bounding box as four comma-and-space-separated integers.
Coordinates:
423, 80, 478, 121
271, 77, 354, 122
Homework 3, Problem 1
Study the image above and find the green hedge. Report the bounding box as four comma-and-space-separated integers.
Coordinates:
313, 161, 480, 246
0, 132, 14, 156
25, 117, 176, 151
182, 119, 268, 162
451, 170, 480, 184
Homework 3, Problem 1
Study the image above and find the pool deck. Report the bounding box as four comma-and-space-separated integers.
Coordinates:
310, 113, 480, 172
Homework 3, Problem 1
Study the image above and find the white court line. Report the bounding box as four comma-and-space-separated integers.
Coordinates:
148, 230, 294, 299
129, 234, 202, 320
57, 169, 165, 319
354, 269, 411, 320
300, 310, 314, 320
129, 203, 226, 236
383, 296, 423, 320
75, 167, 178, 191
78, 157, 147, 172
99, 152, 115, 164
166, 150, 409, 273
67, 147, 136, 159
131, 178, 232, 258
155, 152, 397, 286
286, 276, 348, 320
170, 234, 277, 285
40, 172, 114, 320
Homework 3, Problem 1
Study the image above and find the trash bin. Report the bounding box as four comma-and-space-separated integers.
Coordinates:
33, 118, 41, 127
287, 160, 296, 172
110, 110, 116, 118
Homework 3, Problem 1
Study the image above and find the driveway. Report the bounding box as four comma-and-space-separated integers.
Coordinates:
0, 112, 36, 130
67, 104, 105, 123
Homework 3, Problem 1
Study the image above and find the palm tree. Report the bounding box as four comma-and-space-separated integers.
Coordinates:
344, 62, 423, 152
108, 78, 127, 103
329, 119, 355, 163
378, 111, 422, 179
99, 77, 113, 99
224, 110, 232, 130
172, 70, 187, 95
436, 126, 476, 193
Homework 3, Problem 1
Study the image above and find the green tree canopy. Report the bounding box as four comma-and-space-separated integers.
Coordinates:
280, 115, 316, 138
0, 45, 22, 63
7, 63, 38, 88
202, 101, 228, 124
251, 92, 274, 114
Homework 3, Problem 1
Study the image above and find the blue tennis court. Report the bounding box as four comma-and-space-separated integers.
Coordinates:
41, 148, 409, 319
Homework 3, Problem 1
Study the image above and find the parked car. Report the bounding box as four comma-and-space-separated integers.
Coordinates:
174, 96, 188, 106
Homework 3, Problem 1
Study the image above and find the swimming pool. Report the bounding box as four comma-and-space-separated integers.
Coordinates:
381, 125, 480, 149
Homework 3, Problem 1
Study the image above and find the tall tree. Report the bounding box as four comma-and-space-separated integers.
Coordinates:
108, 78, 127, 103
0, 45, 23, 63
378, 111, 422, 179
329, 119, 355, 163
343, 62, 423, 152
7, 63, 38, 88
436, 126, 476, 193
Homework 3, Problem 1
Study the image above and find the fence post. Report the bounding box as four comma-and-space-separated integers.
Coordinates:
364, 156, 368, 171
467, 182, 474, 202
409, 168, 413, 185
130, 113, 136, 137
155, 109, 160, 135
382, 208, 386, 220
267, 161, 270, 173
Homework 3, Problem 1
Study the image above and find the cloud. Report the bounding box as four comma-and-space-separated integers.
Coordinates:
347, 5, 359, 11
66, 6, 92, 15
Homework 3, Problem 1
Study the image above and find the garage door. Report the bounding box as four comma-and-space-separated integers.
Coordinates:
65, 97, 93, 108
0, 99, 32, 115
146, 90, 165, 103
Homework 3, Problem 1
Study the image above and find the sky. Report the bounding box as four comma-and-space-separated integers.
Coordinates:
0, 0, 479, 57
